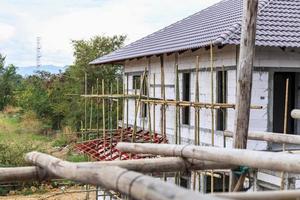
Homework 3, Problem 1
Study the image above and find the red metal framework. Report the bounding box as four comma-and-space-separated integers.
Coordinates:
75, 127, 167, 161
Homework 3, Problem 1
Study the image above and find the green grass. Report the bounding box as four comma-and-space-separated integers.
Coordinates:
0, 113, 51, 167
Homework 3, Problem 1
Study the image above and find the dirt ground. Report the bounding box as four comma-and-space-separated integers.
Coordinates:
0, 187, 97, 200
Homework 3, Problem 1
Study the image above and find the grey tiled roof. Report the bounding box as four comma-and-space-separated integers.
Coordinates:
91, 0, 300, 65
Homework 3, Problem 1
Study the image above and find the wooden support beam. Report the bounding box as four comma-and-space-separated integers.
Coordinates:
117, 143, 300, 173
25, 152, 226, 200
224, 130, 300, 145
232, 0, 259, 191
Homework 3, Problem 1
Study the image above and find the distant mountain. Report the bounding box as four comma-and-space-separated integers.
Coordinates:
17, 65, 67, 76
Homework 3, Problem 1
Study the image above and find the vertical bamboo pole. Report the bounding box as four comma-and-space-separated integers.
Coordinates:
175, 53, 179, 145
132, 68, 147, 143
90, 87, 94, 131
117, 78, 119, 129
126, 74, 129, 128
153, 73, 156, 142
85, 73, 88, 133
121, 82, 125, 142
160, 55, 166, 141
231, 0, 259, 191
147, 58, 152, 136
174, 53, 179, 185
110, 83, 113, 159
102, 79, 106, 147
210, 43, 215, 193
193, 56, 200, 191
97, 78, 100, 138
280, 78, 289, 190
142, 74, 145, 131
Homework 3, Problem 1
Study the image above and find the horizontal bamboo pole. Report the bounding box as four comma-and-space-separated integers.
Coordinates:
291, 109, 300, 119
224, 130, 300, 145
81, 94, 262, 109
117, 143, 300, 173
215, 190, 300, 200
1, 156, 233, 182
25, 152, 226, 200
0, 166, 58, 183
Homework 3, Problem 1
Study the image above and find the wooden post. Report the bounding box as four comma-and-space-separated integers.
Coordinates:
102, 79, 106, 146
231, 0, 259, 191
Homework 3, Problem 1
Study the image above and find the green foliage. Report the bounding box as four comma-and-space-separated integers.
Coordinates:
66, 153, 89, 162
0, 54, 22, 110
13, 35, 126, 130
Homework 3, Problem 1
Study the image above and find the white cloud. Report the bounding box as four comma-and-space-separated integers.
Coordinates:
0, 0, 220, 67
0, 23, 15, 42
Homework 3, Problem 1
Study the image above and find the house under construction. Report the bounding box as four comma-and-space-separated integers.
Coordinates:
88, 0, 300, 193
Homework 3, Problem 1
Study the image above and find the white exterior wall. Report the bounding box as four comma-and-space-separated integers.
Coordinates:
122, 45, 298, 150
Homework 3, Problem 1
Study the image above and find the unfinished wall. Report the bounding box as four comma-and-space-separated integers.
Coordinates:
123, 45, 276, 150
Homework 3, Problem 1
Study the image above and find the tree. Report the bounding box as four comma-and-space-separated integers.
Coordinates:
0, 54, 22, 110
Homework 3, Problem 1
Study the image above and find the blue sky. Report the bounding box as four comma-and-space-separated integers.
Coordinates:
0, 0, 219, 67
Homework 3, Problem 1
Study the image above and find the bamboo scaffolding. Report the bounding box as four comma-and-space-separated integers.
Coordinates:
153, 73, 156, 142
81, 94, 262, 110
117, 143, 300, 173
224, 130, 300, 145
25, 152, 226, 200
0, 156, 233, 183
102, 79, 106, 147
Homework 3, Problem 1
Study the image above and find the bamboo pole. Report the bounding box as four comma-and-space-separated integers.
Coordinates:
224, 130, 300, 145
160, 55, 166, 141
281, 78, 290, 190
147, 58, 152, 137
85, 73, 88, 133
117, 143, 300, 173
210, 43, 215, 193
102, 79, 106, 147
89, 87, 94, 131
0, 157, 233, 183
195, 56, 200, 146
175, 53, 179, 145
215, 190, 300, 200
126, 74, 129, 128
117, 78, 119, 129
25, 152, 226, 200
291, 109, 300, 119
97, 78, 100, 137
132, 68, 147, 143
153, 73, 156, 142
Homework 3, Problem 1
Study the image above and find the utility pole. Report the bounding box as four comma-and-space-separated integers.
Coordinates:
230, 0, 259, 191
36, 36, 42, 68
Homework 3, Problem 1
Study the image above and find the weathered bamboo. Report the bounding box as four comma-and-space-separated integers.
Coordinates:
117, 143, 300, 173
281, 78, 290, 190
210, 42, 215, 193
291, 109, 300, 119
102, 79, 106, 146
224, 130, 300, 145
147, 58, 152, 138
0, 166, 57, 182
231, 0, 259, 191
175, 54, 179, 145
195, 56, 200, 146
25, 152, 226, 200
89, 87, 94, 130
1, 157, 233, 183
215, 190, 300, 200
84, 73, 88, 132
160, 55, 166, 142
132, 68, 147, 142
153, 73, 156, 142
126, 74, 129, 128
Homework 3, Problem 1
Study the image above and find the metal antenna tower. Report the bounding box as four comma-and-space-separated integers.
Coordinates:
36, 36, 42, 68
